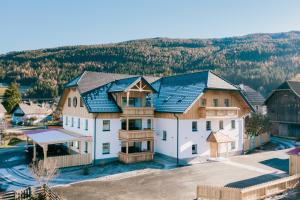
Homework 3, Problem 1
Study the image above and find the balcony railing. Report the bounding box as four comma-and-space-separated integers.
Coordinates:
119, 129, 154, 141
118, 151, 153, 163
199, 107, 240, 118
121, 107, 154, 117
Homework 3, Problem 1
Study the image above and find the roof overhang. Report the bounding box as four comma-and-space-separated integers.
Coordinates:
24, 129, 92, 146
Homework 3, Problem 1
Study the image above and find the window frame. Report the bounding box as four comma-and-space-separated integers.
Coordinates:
231, 120, 236, 129
201, 98, 207, 107
84, 142, 88, 153
224, 98, 230, 107
85, 119, 88, 130
102, 143, 110, 155
73, 97, 77, 107
102, 120, 110, 132
206, 121, 211, 131
65, 116, 68, 125
77, 118, 80, 129
192, 144, 198, 154
192, 121, 198, 132
219, 120, 224, 130
162, 131, 167, 141
80, 97, 84, 107
71, 117, 74, 127
213, 99, 219, 107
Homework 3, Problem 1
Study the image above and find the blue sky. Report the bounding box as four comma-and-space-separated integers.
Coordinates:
1, 0, 300, 54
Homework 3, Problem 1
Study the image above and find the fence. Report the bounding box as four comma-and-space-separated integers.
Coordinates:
196, 174, 300, 200
46, 153, 92, 168
0, 184, 61, 200
243, 133, 270, 152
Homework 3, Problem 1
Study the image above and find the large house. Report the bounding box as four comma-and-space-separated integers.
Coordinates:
56, 71, 253, 165
265, 77, 300, 138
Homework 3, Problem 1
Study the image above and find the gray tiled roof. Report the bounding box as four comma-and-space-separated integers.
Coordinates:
239, 84, 265, 106
153, 71, 239, 113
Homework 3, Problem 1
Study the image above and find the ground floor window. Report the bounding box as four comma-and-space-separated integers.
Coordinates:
192, 144, 197, 154
219, 120, 224, 130
102, 143, 110, 154
103, 120, 110, 131
206, 121, 211, 131
85, 142, 88, 153
231, 120, 236, 129
192, 121, 197, 132
162, 131, 167, 141
231, 141, 236, 150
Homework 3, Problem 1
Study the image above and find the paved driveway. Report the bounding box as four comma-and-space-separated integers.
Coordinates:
54, 149, 290, 200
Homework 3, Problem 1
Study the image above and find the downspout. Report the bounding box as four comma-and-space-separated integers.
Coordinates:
174, 113, 179, 166
93, 114, 99, 166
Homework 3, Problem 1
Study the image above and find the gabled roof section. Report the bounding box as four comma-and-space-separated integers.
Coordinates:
81, 83, 121, 113
239, 84, 265, 106
15, 103, 52, 115
152, 71, 240, 113
108, 76, 140, 92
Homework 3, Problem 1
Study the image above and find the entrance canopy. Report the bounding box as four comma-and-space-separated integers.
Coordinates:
25, 129, 92, 145
207, 131, 235, 143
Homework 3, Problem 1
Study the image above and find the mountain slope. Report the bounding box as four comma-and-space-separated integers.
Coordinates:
1, 31, 300, 97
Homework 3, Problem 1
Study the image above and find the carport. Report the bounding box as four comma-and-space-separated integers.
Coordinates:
25, 129, 92, 168
207, 131, 235, 158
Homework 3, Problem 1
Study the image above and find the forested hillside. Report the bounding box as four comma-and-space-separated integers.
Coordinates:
1, 31, 300, 98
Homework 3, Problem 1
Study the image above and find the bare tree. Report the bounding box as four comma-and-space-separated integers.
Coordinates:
30, 160, 58, 186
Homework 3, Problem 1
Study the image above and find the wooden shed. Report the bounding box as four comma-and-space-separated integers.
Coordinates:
207, 131, 235, 158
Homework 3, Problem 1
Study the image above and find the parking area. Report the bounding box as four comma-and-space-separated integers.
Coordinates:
54, 149, 290, 200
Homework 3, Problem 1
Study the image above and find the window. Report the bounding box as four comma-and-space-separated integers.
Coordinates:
224, 99, 230, 107
102, 143, 110, 154
85, 142, 88, 153
201, 98, 207, 107
103, 120, 110, 131
122, 97, 142, 107
147, 119, 152, 129
77, 118, 80, 129
206, 121, 211, 131
73, 97, 77, 107
68, 98, 71, 107
231, 141, 236, 150
80, 97, 84, 107
162, 131, 167, 141
71, 117, 74, 127
85, 119, 88, 130
219, 120, 224, 130
192, 144, 198, 154
192, 121, 198, 132
65, 116, 68, 125
77, 141, 80, 150
231, 120, 236, 129
213, 99, 219, 107
70, 141, 73, 147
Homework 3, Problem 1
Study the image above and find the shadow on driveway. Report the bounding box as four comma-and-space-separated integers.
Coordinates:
259, 158, 289, 172
225, 174, 280, 188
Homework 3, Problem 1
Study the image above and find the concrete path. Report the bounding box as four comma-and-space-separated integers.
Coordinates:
54, 149, 290, 200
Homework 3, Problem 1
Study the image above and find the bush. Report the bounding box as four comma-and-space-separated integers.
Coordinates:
8, 137, 23, 146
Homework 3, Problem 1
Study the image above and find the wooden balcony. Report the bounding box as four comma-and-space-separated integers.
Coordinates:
199, 107, 240, 118
119, 129, 154, 141
118, 151, 154, 163
121, 107, 154, 117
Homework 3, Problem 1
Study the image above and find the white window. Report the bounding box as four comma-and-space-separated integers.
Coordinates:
71, 117, 74, 127
192, 121, 197, 132
231, 120, 236, 129
65, 116, 68, 125
162, 131, 167, 141
85, 119, 88, 130
206, 121, 211, 131
231, 141, 236, 150
103, 120, 110, 131
102, 143, 110, 154
219, 120, 224, 130
85, 142, 88, 153
77, 118, 80, 129
77, 141, 80, 150
192, 144, 197, 154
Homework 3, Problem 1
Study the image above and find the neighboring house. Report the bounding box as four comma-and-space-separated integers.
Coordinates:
12, 102, 53, 125
239, 84, 266, 115
58, 71, 253, 165
265, 77, 300, 138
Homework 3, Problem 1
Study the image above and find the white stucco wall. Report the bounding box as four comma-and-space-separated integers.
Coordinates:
154, 117, 244, 159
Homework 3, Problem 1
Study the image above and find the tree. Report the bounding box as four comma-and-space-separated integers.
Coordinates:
245, 113, 270, 137
3, 82, 21, 113
30, 160, 58, 187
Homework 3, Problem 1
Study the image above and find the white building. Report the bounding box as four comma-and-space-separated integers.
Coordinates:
58, 71, 253, 165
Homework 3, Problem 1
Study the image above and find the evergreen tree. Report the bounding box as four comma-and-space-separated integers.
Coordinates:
3, 82, 21, 113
